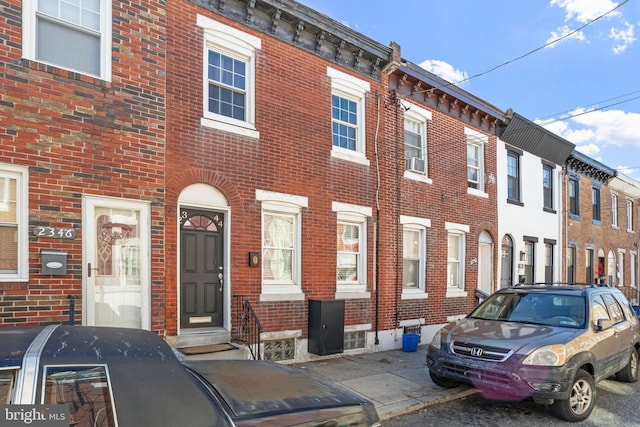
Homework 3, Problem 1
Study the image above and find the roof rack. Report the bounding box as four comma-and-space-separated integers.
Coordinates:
511, 281, 612, 288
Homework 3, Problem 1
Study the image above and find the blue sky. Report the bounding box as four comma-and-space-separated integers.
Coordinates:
298, 0, 640, 180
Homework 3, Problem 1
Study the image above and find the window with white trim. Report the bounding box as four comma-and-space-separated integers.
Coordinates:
626, 200, 633, 231
328, 67, 369, 162
198, 14, 260, 138
466, 128, 487, 194
611, 194, 618, 227
446, 222, 468, 295
22, 0, 112, 80
333, 202, 371, 295
631, 251, 636, 289
257, 190, 307, 298
403, 103, 431, 178
0, 164, 28, 281
401, 216, 430, 297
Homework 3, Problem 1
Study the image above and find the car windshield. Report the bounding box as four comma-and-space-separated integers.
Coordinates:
470, 292, 586, 328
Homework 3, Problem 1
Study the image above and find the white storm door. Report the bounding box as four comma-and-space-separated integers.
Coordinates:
478, 242, 494, 295
84, 196, 150, 329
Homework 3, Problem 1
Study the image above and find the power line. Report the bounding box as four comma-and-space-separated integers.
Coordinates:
537, 89, 640, 122
539, 94, 640, 125
424, 0, 630, 92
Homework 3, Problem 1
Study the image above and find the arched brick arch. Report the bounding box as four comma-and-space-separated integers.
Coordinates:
166, 169, 242, 207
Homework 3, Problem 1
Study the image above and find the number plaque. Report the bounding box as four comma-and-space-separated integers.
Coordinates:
33, 226, 78, 239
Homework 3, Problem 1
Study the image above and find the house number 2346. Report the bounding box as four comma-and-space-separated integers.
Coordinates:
33, 226, 77, 239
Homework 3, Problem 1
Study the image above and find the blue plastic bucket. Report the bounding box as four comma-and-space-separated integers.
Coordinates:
633, 305, 640, 318
402, 333, 420, 352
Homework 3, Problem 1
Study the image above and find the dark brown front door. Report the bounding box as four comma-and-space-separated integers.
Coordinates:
180, 209, 224, 329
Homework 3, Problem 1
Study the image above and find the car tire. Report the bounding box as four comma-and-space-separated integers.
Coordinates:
615, 347, 639, 383
429, 370, 460, 388
549, 369, 595, 422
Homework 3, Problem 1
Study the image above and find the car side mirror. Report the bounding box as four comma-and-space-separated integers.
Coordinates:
595, 318, 612, 331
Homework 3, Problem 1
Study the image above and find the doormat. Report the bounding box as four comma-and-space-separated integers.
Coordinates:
179, 343, 236, 355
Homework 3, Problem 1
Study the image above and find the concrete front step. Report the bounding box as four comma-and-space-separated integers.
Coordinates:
175, 343, 250, 361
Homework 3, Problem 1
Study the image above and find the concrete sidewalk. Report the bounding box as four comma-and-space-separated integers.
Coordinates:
293, 345, 477, 421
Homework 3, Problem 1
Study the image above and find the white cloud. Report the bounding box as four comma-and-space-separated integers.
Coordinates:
417, 59, 469, 86
539, 108, 640, 180
610, 20, 636, 54
548, 0, 635, 52
550, 0, 621, 23
545, 25, 586, 47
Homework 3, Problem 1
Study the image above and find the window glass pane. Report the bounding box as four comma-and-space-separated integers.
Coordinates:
263, 214, 294, 282
37, 18, 100, 76
403, 229, 420, 288
44, 366, 116, 427
337, 223, 360, 282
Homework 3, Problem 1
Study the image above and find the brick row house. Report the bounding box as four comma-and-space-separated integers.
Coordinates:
564, 152, 640, 305
0, 1, 167, 329
1, 0, 638, 362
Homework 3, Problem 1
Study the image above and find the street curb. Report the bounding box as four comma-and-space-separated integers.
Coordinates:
378, 387, 479, 421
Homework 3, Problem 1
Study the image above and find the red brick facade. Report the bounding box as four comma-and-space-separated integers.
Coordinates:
0, 1, 167, 328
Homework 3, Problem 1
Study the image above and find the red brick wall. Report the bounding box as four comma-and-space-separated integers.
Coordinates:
165, 2, 498, 339
0, 1, 167, 329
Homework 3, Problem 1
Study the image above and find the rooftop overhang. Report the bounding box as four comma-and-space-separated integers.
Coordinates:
566, 150, 617, 183
386, 60, 506, 134
610, 173, 640, 198
497, 113, 575, 165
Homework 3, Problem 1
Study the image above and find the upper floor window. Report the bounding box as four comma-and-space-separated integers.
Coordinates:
401, 216, 430, 298
257, 190, 307, 299
626, 200, 634, 231
466, 128, 487, 195
329, 67, 370, 163
403, 103, 432, 178
506, 150, 520, 202
446, 222, 469, 296
611, 194, 618, 227
591, 184, 601, 223
198, 15, 260, 138
569, 175, 579, 217
0, 164, 28, 281
333, 202, 371, 296
542, 163, 554, 210
23, 0, 112, 80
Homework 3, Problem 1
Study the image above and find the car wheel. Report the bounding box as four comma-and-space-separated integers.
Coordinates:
429, 370, 460, 388
616, 347, 639, 383
549, 369, 595, 422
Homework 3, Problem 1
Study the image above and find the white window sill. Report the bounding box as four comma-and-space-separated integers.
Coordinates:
334, 291, 371, 300
467, 188, 488, 198
259, 292, 305, 302
331, 149, 370, 166
404, 170, 432, 184
401, 291, 429, 300
445, 289, 468, 298
201, 117, 260, 139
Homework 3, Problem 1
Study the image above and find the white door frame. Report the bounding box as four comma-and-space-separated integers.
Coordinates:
83, 195, 151, 329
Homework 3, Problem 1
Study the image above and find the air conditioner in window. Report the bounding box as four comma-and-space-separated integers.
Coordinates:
407, 157, 426, 174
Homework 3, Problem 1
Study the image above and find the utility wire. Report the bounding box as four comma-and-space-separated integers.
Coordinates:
537, 89, 640, 121
423, 0, 630, 92
539, 94, 640, 125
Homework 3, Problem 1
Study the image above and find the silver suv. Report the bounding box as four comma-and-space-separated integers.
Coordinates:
426, 284, 640, 422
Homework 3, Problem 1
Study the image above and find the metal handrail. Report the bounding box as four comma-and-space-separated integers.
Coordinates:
232, 295, 263, 360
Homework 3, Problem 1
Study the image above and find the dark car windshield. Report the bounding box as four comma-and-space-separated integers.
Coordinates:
470, 292, 586, 328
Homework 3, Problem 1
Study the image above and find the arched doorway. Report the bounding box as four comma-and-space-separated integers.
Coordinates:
500, 234, 513, 288
178, 184, 230, 333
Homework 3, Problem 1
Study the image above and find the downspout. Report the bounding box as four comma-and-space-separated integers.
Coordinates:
392, 90, 401, 337
374, 93, 382, 345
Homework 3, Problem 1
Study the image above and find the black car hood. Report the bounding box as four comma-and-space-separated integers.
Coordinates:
184, 359, 367, 418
